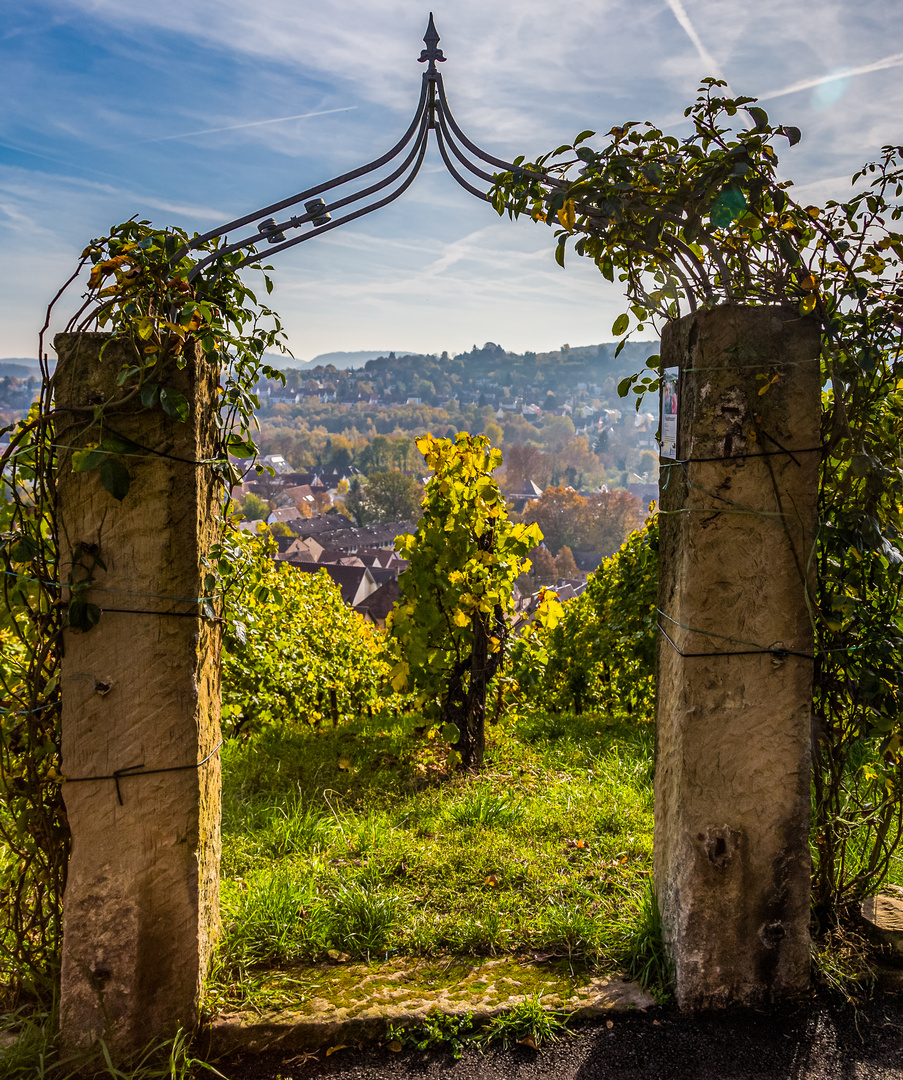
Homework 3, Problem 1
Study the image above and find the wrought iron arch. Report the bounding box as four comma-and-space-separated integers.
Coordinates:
185, 14, 560, 280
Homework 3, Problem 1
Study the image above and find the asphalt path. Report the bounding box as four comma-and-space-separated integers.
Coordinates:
218, 993, 903, 1080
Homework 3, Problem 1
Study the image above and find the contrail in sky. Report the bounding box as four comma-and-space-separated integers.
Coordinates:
758, 52, 903, 101
663, 0, 724, 80
129, 106, 357, 146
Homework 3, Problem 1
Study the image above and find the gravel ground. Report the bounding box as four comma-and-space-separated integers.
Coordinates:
216, 993, 903, 1080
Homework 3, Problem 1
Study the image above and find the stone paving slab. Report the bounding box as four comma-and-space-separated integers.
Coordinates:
208, 956, 654, 1053
861, 886, 903, 961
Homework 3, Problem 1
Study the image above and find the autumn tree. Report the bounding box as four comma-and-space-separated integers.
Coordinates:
502, 444, 548, 492
388, 433, 542, 770
237, 491, 270, 522
581, 490, 645, 554
524, 485, 586, 553
530, 545, 557, 587
555, 545, 579, 579
538, 414, 575, 453
526, 485, 643, 555
345, 470, 423, 525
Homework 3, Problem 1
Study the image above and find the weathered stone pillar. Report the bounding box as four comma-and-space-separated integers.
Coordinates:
654, 305, 820, 1009
54, 333, 222, 1055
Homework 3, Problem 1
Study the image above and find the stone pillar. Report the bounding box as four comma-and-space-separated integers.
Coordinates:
54, 333, 222, 1055
654, 306, 820, 1009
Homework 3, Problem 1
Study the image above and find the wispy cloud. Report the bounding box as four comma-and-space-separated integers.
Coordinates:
5, 0, 903, 361
124, 106, 357, 146
758, 51, 903, 102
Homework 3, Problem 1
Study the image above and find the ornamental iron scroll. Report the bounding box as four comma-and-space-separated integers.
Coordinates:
184, 14, 562, 280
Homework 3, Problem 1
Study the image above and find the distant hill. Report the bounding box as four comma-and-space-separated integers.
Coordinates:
281, 350, 418, 371
0, 359, 40, 377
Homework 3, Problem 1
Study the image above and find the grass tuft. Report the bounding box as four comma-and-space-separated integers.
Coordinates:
618, 878, 672, 1003
444, 787, 524, 829
328, 881, 401, 959
476, 992, 569, 1049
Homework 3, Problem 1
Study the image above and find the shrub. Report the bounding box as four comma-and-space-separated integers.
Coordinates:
511, 519, 657, 717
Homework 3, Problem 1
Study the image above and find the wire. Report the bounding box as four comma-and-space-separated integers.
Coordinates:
682, 357, 821, 372
656, 608, 814, 660
63, 740, 223, 805
0, 569, 218, 605
660, 446, 822, 466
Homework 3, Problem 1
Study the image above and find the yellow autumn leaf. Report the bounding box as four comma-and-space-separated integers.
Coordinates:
557, 199, 576, 232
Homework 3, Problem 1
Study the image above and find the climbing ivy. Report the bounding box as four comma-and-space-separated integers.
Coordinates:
0, 221, 288, 999
494, 81, 903, 920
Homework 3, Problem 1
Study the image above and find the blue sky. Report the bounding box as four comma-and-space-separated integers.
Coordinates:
1, 0, 902, 362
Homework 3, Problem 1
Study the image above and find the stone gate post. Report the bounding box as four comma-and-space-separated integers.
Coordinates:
53, 333, 222, 1055
654, 305, 820, 1008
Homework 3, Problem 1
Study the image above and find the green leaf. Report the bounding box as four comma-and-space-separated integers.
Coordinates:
441, 722, 461, 744
160, 386, 190, 422
747, 106, 769, 130
68, 598, 101, 633
782, 126, 802, 146
99, 457, 131, 501
100, 434, 140, 456
776, 234, 800, 266
140, 381, 160, 408
612, 312, 630, 336
709, 186, 746, 227
71, 447, 104, 473
617, 376, 635, 397
226, 435, 257, 458
857, 345, 881, 372
574, 129, 595, 144
9, 536, 40, 562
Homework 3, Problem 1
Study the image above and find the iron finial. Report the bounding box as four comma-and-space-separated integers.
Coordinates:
418, 12, 445, 69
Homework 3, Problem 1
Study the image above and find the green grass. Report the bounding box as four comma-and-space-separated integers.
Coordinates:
0, 1011, 223, 1080
209, 708, 655, 1011
386, 993, 569, 1058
